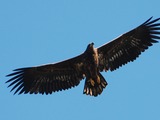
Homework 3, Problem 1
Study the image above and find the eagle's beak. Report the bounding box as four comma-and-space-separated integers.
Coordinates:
91, 42, 94, 46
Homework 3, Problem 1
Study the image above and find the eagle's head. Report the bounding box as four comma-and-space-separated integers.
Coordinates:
87, 42, 94, 49
85, 42, 95, 53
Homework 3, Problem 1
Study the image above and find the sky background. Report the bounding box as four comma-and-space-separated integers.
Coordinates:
0, 0, 160, 120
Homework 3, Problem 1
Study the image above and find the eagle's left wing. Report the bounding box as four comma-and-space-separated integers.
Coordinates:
6, 54, 85, 95
98, 17, 160, 71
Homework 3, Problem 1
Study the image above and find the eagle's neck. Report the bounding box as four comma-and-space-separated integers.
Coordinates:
85, 43, 99, 66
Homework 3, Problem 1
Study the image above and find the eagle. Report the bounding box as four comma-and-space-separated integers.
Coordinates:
6, 17, 160, 97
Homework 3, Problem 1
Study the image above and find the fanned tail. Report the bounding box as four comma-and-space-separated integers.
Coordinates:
83, 73, 108, 97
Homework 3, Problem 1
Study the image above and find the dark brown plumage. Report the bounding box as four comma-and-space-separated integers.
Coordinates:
6, 17, 160, 97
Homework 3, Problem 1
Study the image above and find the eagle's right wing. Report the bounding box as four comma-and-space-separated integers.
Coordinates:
6, 54, 85, 95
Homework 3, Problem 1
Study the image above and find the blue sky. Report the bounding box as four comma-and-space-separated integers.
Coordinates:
0, 0, 160, 120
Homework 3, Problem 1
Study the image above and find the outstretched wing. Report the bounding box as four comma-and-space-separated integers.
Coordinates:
98, 17, 160, 71
6, 54, 85, 95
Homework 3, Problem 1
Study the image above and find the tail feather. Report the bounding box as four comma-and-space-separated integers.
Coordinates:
83, 73, 107, 97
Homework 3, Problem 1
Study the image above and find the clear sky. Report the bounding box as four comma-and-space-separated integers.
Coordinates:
0, 0, 160, 120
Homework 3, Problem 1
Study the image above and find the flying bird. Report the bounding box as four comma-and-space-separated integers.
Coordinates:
6, 17, 160, 97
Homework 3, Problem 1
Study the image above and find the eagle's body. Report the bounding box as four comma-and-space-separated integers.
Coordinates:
82, 43, 107, 96
6, 17, 160, 96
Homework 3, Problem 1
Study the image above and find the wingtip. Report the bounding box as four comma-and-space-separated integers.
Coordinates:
143, 17, 153, 25
143, 17, 160, 26
6, 67, 30, 77
13, 67, 29, 71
